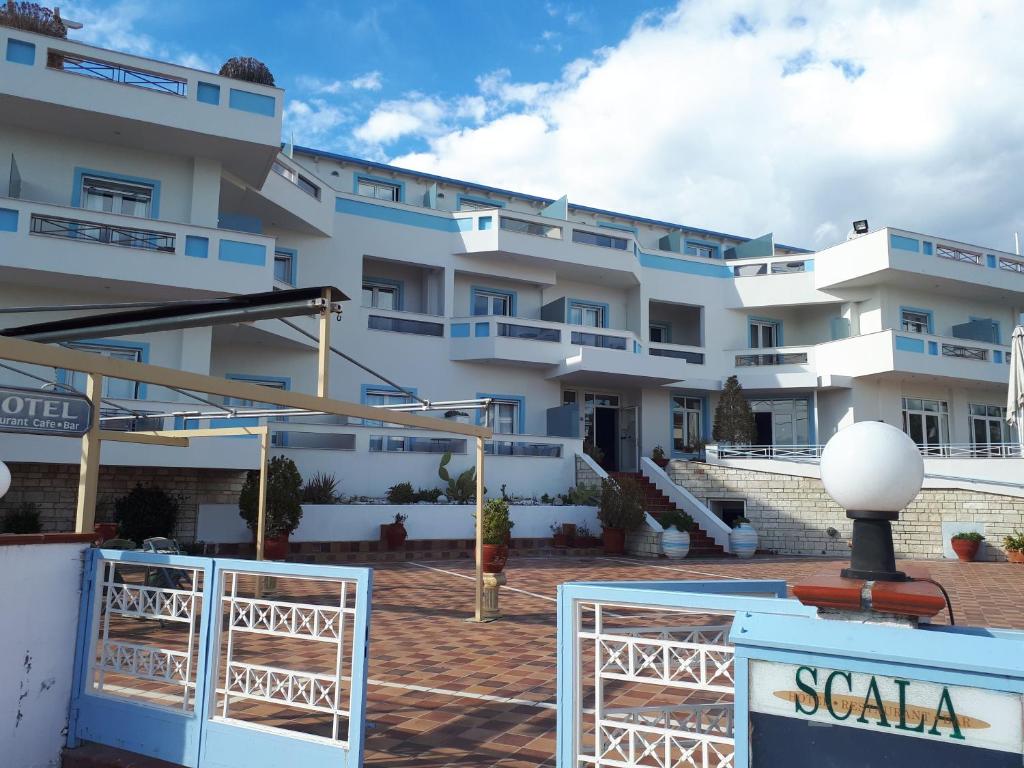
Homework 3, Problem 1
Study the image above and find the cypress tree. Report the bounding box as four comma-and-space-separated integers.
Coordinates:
713, 375, 756, 444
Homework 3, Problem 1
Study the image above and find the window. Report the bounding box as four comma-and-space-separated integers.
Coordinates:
970, 404, 1011, 453
902, 398, 949, 452
362, 280, 400, 310
472, 288, 513, 317
485, 399, 520, 435
562, 390, 577, 406
672, 396, 702, 453
458, 198, 500, 211
749, 398, 810, 445
80, 175, 153, 218
224, 377, 287, 408
650, 323, 670, 343
901, 308, 931, 334
569, 302, 605, 328
271, 162, 320, 199
685, 242, 718, 259
356, 177, 400, 202
572, 230, 628, 250
363, 387, 416, 427
274, 249, 295, 285
66, 342, 143, 399
749, 319, 779, 348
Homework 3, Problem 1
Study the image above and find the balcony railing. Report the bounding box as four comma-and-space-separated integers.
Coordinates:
499, 216, 562, 239
485, 440, 562, 457
732, 260, 807, 276
367, 312, 445, 337
941, 342, 988, 361
571, 229, 628, 250
714, 443, 1021, 460
999, 256, 1024, 274
935, 244, 982, 265
735, 351, 808, 366
649, 346, 705, 364
30, 213, 175, 252
271, 161, 321, 200
48, 51, 187, 96
570, 330, 628, 351
497, 322, 560, 342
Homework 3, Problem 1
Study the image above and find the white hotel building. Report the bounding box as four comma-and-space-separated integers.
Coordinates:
0, 28, 1021, 550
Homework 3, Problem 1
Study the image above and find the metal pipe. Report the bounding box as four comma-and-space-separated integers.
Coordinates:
0, 299, 234, 314
278, 317, 429, 406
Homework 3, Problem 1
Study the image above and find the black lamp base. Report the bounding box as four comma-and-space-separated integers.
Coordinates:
841, 512, 907, 582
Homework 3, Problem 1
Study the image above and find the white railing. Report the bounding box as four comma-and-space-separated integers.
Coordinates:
732, 346, 814, 367
640, 458, 732, 553
712, 443, 1021, 460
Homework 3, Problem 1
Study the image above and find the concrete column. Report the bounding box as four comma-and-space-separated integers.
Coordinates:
189, 157, 222, 228
443, 266, 455, 318
179, 328, 212, 376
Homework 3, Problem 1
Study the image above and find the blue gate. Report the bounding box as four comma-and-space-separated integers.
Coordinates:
68, 549, 372, 767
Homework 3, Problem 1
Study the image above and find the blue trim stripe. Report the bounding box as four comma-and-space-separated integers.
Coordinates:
6, 38, 35, 65
0, 208, 18, 232
228, 88, 275, 117
196, 82, 220, 105
928, 340, 939, 355
451, 323, 470, 338
72, 167, 162, 219
184, 235, 208, 258
637, 248, 733, 278
474, 322, 490, 337
218, 239, 266, 266
890, 233, 920, 252
335, 196, 457, 232
895, 335, 925, 353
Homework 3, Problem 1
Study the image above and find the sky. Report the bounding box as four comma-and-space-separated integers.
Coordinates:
63, 0, 1024, 252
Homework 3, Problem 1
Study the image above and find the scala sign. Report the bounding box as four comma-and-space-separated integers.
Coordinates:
750, 660, 1023, 756
0, 386, 93, 437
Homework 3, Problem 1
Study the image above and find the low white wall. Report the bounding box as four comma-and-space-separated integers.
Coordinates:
0, 540, 89, 768
197, 502, 599, 543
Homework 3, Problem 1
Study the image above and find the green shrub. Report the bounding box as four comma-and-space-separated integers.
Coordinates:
658, 508, 693, 533
597, 478, 644, 531
0, 3, 67, 38
301, 472, 341, 504
1, 502, 41, 534
952, 531, 984, 542
1003, 531, 1024, 552
115, 485, 180, 544
478, 498, 514, 545
218, 56, 275, 86
414, 487, 443, 503
386, 481, 416, 504
238, 456, 303, 537
562, 485, 598, 506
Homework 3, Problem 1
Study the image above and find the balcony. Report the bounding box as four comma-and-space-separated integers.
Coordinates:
0, 198, 273, 295
239, 156, 334, 236
814, 227, 1024, 299
450, 316, 566, 366
730, 345, 817, 389
0, 29, 282, 186
364, 307, 446, 338
648, 342, 705, 364
815, 329, 1011, 385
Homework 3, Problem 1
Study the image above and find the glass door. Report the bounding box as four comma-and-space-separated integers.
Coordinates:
901, 398, 949, 455
970, 404, 1010, 456
619, 406, 638, 472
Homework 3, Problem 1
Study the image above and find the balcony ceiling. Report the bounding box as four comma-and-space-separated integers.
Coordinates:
220, 177, 324, 236
818, 262, 1024, 303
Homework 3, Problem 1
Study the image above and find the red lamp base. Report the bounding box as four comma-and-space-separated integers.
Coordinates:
792, 566, 948, 620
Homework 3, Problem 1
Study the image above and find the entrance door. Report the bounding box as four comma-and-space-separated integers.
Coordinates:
619, 406, 638, 472
594, 407, 618, 471
754, 412, 772, 445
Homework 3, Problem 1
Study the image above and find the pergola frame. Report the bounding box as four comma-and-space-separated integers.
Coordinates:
0, 330, 495, 621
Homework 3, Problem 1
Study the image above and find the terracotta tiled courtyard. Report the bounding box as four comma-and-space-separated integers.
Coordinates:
89, 554, 1024, 767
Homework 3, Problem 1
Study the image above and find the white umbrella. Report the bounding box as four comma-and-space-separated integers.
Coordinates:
1008, 324, 1024, 456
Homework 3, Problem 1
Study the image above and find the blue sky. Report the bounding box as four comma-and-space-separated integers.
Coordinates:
66, 1, 1024, 251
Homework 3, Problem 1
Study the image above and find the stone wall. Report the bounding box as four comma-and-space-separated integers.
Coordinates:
667, 460, 1024, 562
574, 454, 603, 489
0, 462, 247, 541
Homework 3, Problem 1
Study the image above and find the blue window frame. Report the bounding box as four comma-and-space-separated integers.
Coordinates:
684, 239, 720, 259
362, 277, 403, 311
56, 339, 150, 400
471, 286, 516, 317
567, 299, 610, 328
748, 316, 783, 347
899, 306, 933, 334
273, 247, 297, 286
457, 194, 505, 211
476, 392, 526, 434
354, 174, 404, 203
670, 392, 707, 455
72, 167, 161, 219
361, 383, 418, 426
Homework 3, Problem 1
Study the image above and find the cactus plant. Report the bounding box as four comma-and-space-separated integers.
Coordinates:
437, 451, 484, 504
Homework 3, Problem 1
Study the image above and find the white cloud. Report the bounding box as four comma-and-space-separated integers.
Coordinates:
373, 0, 1024, 251
350, 71, 383, 91
296, 71, 383, 96
283, 99, 349, 146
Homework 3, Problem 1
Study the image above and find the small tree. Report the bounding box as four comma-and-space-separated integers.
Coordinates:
115, 484, 180, 544
0, 2, 68, 38
479, 498, 514, 545
597, 477, 645, 531
239, 456, 303, 538
713, 375, 756, 444
219, 56, 275, 86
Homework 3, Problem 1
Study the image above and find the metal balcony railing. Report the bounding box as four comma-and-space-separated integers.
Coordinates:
941, 342, 988, 361
496, 322, 560, 342
499, 216, 562, 239
570, 330, 628, 350
715, 443, 1021, 460
30, 213, 175, 252
367, 314, 444, 337
735, 351, 808, 366
271, 162, 321, 200
935, 244, 982, 265
999, 256, 1024, 274
48, 51, 187, 96
649, 347, 705, 364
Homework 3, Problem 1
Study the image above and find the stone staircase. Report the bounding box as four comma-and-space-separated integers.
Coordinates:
610, 471, 728, 558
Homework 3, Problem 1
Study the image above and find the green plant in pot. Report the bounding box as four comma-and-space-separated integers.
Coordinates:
1003, 531, 1024, 563
477, 498, 514, 573
659, 508, 693, 559
651, 445, 668, 468
301, 471, 341, 504
384, 511, 408, 550
951, 531, 984, 562
115, 484, 180, 545
238, 456, 303, 560
597, 477, 644, 555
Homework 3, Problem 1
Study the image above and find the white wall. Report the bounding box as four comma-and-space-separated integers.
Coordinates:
0, 540, 88, 768
197, 502, 599, 543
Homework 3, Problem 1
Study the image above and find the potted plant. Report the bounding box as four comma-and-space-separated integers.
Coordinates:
729, 516, 758, 559
950, 531, 984, 562
659, 509, 693, 559
480, 498, 514, 573
115, 484, 180, 546
384, 512, 408, 550
218, 56, 275, 86
1003, 531, 1024, 563
444, 409, 471, 424
0, 3, 68, 38
238, 456, 303, 560
597, 477, 644, 555
575, 524, 596, 547
551, 522, 568, 547
651, 445, 669, 468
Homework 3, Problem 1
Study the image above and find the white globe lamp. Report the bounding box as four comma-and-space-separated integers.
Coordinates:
820, 422, 923, 581
0, 460, 10, 501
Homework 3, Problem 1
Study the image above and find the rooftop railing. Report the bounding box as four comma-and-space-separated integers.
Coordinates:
48, 50, 188, 96
499, 215, 562, 239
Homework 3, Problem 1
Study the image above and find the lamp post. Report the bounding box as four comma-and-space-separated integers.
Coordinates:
0, 460, 10, 501
819, 422, 923, 582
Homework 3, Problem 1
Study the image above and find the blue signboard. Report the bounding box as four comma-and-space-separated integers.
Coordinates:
0, 385, 93, 436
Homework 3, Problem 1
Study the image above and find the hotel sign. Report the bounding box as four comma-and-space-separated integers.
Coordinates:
750, 660, 1023, 760
0, 386, 93, 437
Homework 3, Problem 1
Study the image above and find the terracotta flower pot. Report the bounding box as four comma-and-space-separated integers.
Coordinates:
654, 457, 669, 468
263, 533, 289, 561
552, 532, 569, 548
94, 522, 118, 544
385, 523, 407, 550
482, 543, 508, 573
1006, 549, 1024, 564
951, 538, 980, 562
602, 527, 625, 555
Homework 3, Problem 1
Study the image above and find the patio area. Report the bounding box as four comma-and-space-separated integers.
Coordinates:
68, 553, 1024, 768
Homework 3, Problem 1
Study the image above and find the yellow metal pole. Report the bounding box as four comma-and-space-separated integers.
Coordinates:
475, 435, 484, 622
317, 289, 332, 398
255, 428, 270, 562
74, 373, 103, 534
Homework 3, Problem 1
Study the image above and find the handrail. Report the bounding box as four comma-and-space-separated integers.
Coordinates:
640, 458, 732, 553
